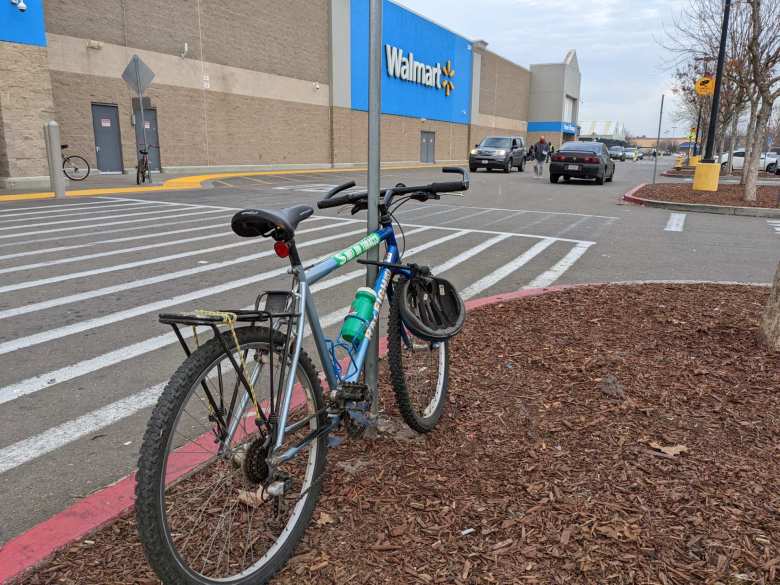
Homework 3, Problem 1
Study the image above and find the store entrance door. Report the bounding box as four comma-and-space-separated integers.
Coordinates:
420, 131, 436, 163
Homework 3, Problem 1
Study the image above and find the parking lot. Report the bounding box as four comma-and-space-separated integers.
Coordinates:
0, 159, 777, 543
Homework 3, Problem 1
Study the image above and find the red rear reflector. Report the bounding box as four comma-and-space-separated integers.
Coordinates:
274, 241, 290, 258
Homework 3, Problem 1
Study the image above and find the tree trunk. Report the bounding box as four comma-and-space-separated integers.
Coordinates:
761, 261, 780, 352
744, 101, 772, 202
742, 97, 759, 185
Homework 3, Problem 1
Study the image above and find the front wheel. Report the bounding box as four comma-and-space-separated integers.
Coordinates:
550, 174, 559, 183
388, 293, 449, 433
504, 159, 512, 173
136, 163, 144, 185
519, 157, 525, 172
136, 326, 327, 585
62, 155, 90, 181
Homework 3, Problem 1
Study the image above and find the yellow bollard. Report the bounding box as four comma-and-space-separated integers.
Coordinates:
692, 162, 720, 191
690, 155, 701, 165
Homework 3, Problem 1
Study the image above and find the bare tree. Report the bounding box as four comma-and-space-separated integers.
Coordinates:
762, 262, 780, 351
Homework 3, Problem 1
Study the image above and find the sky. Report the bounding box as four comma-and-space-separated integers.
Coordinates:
399, 0, 686, 137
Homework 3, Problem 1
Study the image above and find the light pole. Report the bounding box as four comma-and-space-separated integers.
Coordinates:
693, 0, 731, 191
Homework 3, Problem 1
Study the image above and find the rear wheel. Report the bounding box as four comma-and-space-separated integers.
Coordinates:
136, 162, 144, 185
62, 155, 90, 181
595, 172, 605, 185
504, 159, 512, 173
519, 157, 525, 172
388, 293, 449, 434
469, 165, 477, 173
563, 175, 571, 183
136, 327, 327, 585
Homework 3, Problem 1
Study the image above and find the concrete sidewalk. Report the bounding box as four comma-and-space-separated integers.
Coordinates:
0, 162, 458, 202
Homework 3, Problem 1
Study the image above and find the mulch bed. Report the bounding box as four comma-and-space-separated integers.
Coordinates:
12, 284, 780, 585
636, 183, 780, 208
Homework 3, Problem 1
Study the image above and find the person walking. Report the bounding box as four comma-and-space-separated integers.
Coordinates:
533, 136, 549, 178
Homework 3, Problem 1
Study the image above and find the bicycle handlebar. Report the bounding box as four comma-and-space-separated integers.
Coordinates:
316, 167, 469, 210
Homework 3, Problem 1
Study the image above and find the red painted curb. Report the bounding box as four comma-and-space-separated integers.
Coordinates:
0, 286, 565, 584
621, 183, 647, 206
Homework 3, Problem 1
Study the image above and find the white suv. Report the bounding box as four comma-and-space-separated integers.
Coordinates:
719, 149, 778, 172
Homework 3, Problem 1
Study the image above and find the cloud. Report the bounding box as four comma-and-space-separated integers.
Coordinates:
397, 0, 684, 135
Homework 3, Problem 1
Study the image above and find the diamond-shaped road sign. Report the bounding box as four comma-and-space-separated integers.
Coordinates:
122, 55, 155, 95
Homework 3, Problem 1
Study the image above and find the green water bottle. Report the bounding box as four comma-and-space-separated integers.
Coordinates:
340, 287, 377, 343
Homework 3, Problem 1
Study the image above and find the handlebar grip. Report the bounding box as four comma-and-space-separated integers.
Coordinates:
430, 180, 467, 193
325, 181, 355, 199
317, 195, 351, 209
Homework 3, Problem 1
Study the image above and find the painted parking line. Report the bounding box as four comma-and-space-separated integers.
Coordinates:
0, 208, 226, 241
399, 202, 619, 220
0, 223, 359, 321
0, 200, 166, 221
461, 238, 557, 299
432, 233, 511, 274
0, 231, 238, 275
0, 222, 232, 261
0, 212, 232, 249
664, 212, 687, 232
0, 227, 368, 357
524, 242, 593, 289
0, 199, 124, 214
0, 204, 198, 232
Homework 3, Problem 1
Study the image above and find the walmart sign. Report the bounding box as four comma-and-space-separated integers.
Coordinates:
385, 45, 456, 96
351, 0, 472, 124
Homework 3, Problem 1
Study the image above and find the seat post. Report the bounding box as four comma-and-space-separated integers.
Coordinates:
286, 239, 303, 268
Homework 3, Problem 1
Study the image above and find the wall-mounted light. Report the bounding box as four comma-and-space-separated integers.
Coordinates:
11, 0, 28, 12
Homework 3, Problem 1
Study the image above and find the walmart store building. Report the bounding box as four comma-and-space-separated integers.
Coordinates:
0, 0, 581, 189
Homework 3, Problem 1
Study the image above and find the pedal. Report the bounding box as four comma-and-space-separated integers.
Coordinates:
335, 382, 369, 402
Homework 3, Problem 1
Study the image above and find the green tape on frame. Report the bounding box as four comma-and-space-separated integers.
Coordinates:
332, 233, 382, 266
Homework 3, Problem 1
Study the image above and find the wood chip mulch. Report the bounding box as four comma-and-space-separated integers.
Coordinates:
12, 284, 780, 585
636, 183, 780, 209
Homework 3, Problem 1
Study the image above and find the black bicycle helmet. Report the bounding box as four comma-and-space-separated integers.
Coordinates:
396, 272, 466, 342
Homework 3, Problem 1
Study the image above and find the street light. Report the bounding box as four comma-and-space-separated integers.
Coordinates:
10, 0, 28, 12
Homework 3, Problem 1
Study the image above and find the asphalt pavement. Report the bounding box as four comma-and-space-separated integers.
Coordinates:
0, 157, 777, 543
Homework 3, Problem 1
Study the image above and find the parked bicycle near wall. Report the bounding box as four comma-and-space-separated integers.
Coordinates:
60, 144, 90, 181
135, 167, 469, 585
136, 145, 158, 185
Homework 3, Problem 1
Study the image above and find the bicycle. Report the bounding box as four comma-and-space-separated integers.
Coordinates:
135, 167, 470, 585
60, 144, 90, 181
136, 146, 156, 185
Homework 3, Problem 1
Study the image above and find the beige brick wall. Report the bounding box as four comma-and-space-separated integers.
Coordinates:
50, 71, 332, 170
477, 50, 530, 122
0, 42, 56, 181
44, 0, 329, 83
333, 108, 469, 164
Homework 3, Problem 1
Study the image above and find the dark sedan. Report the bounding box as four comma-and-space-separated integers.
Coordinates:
549, 141, 615, 185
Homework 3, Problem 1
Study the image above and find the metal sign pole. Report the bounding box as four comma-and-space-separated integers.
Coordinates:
365, 0, 382, 415
652, 94, 664, 185
134, 56, 149, 154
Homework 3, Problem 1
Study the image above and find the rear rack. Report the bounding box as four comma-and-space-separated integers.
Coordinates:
157, 291, 299, 439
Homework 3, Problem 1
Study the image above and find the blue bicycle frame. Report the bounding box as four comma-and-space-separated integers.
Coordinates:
271, 223, 413, 457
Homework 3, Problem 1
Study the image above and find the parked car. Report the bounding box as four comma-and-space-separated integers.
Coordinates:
469, 136, 526, 173
608, 146, 626, 161
718, 149, 778, 172
623, 147, 639, 161
549, 141, 615, 185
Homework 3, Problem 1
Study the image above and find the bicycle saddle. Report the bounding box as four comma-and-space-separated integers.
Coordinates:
139, 149, 149, 155
60, 144, 68, 149
231, 205, 314, 240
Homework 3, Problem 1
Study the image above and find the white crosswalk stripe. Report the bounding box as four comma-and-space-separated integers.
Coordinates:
0, 196, 596, 487
768, 220, 780, 235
